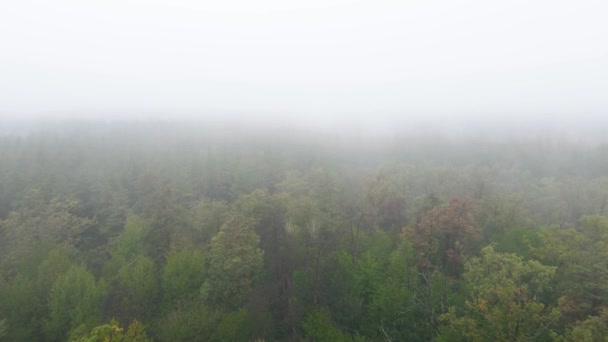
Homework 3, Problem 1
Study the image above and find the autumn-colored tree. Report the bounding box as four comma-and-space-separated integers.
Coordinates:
404, 196, 480, 276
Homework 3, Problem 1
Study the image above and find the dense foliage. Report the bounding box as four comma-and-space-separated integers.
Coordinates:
1, 122, 608, 341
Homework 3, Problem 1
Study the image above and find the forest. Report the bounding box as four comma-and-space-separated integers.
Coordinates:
1, 121, 608, 341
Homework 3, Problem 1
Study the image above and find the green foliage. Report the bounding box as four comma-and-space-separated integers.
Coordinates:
112, 215, 147, 262
7, 193, 94, 246
493, 226, 540, 260
330, 251, 371, 333
440, 246, 559, 341
103, 215, 147, 280
154, 301, 223, 342
368, 278, 418, 340
123, 320, 152, 342
536, 216, 608, 321
162, 249, 205, 304
562, 310, 608, 342
361, 229, 395, 265
476, 194, 530, 242
37, 247, 75, 298
72, 320, 123, 342
302, 308, 350, 342
0, 319, 6, 341
73, 319, 151, 342
356, 238, 430, 340
202, 213, 264, 308
330, 245, 398, 338
216, 309, 253, 342
362, 175, 407, 232
44, 265, 107, 341
0, 193, 94, 272
116, 256, 158, 320
0, 274, 40, 341
2, 124, 608, 341
233, 189, 275, 224
187, 199, 229, 246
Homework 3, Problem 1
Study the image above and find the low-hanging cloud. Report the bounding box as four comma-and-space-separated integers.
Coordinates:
0, 0, 606, 125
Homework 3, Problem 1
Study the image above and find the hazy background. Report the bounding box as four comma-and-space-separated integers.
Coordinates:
1, 0, 607, 130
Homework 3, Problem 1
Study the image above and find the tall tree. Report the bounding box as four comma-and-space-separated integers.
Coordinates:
202, 213, 264, 308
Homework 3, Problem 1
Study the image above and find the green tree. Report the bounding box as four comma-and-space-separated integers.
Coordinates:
302, 308, 350, 342
44, 265, 106, 341
562, 309, 608, 342
0, 274, 40, 341
103, 215, 147, 279
186, 199, 229, 246
37, 247, 75, 300
139, 181, 184, 263
116, 256, 158, 321
215, 309, 253, 342
112, 215, 147, 261
362, 174, 407, 233
73, 319, 151, 342
536, 216, 608, 322
154, 301, 222, 342
329, 251, 375, 336
0, 192, 94, 266
475, 194, 530, 244
0, 318, 6, 340
232, 189, 293, 333
357, 238, 431, 341
202, 213, 264, 308
330, 233, 398, 339
162, 249, 205, 305
440, 246, 559, 341
123, 320, 152, 342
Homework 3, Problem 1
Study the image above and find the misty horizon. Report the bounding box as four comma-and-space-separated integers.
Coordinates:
1, 0, 606, 124
2, 1, 608, 337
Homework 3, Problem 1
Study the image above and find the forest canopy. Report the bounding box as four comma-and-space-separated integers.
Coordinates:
1, 121, 608, 341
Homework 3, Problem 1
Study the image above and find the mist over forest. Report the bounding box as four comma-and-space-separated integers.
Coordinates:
1, 118, 608, 341
2, 0, 608, 340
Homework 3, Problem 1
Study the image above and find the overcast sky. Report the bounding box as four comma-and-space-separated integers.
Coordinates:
1, 0, 607, 125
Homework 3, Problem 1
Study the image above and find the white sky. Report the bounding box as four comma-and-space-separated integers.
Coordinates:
0, 0, 607, 124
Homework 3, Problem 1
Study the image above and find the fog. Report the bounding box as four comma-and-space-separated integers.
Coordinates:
4, 3, 608, 339
1, 0, 607, 130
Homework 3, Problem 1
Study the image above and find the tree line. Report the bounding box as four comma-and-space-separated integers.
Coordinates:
1, 122, 608, 341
